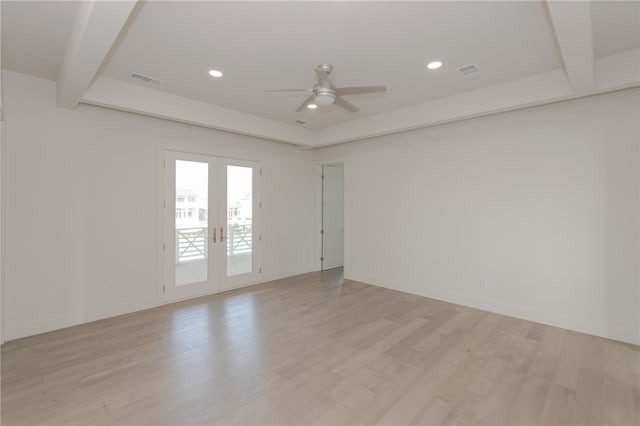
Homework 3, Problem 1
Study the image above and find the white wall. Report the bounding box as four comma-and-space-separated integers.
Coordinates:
316, 88, 640, 345
3, 69, 639, 345
3, 70, 316, 340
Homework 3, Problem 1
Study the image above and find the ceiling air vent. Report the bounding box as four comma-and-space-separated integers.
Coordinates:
457, 64, 479, 77
130, 72, 164, 85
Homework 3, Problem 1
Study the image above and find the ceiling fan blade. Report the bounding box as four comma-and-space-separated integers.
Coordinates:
335, 86, 387, 96
334, 96, 360, 113
265, 88, 312, 93
296, 95, 316, 112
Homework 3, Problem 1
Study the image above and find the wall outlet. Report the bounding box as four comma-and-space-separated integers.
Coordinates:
480, 279, 488, 289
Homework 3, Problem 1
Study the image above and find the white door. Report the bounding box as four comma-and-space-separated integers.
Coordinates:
164, 152, 261, 301
322, 165, 344, 270
221, 159, 261, 290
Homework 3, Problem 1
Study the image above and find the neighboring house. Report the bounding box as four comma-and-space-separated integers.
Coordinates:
228, 192, 252, 225
176, 188, 208, 229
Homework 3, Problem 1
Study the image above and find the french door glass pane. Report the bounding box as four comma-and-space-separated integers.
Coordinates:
227, 165, 253, 276
175, 160, 208, 286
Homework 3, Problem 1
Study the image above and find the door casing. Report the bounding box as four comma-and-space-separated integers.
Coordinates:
321, 164, 344, 270
161, 151, 262, 303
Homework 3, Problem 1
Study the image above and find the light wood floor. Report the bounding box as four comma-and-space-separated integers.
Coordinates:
2, 269, 639, 425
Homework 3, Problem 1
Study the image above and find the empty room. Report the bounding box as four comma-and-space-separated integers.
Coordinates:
1, 1, 639, 425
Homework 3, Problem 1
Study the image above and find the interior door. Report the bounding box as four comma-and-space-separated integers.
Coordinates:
322, 164, 344, 270
164, 152, 261, 301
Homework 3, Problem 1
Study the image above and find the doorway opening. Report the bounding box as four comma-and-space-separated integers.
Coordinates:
321, 163, 344, 271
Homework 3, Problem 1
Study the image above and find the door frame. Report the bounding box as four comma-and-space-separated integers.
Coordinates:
220, 157, 263, 290
163, 151, 218, 302
158, 150, 263, 303
314, 159, 346, 272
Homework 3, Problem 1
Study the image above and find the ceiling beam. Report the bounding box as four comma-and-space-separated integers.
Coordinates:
595, 48, 640, 91
82, 49, 638, 148
82, 77, 316, 146
57, 0, 137, 108
545, 0, 595, 94
314, 69, 574, 146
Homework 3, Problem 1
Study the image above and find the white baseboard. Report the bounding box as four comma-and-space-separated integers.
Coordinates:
261, 267, 314, 283
345, 272, 639, 346
5, 266, 315, 342
9, 269, 634, 345
5, 299, 155, 341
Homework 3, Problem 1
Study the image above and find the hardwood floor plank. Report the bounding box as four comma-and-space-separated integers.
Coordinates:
540, 383, 576, 425
552, 331, 584, 390
506, 374, 550, 426
374, 348, 472, 426
2, 269, 637, 426
573, 336, 606, 426
474, 369, 527, 425
409, 397, 452, 426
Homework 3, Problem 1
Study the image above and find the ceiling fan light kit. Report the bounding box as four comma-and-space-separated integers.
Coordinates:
313, 91, 336, 106
266, 63, 386, 113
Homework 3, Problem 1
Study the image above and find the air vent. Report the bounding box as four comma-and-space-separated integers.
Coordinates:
130, 72, 164, 85
457, 64, 479, 77
295, 120, 308, 125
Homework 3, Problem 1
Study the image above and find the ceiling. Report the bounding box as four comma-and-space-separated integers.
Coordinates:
2, 1, 639, 147
101, 1, 561, 129
2, 0, 78, 81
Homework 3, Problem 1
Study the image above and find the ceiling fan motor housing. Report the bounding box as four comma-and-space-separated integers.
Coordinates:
316, 64, 333, 74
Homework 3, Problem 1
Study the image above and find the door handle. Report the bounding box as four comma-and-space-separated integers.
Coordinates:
220, 227, 224, 242
212, 227, 216, 243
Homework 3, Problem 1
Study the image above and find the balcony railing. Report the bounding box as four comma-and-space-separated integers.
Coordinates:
176, 223, 252, 263
176, 227, 207, 262
227, 223, 252, 256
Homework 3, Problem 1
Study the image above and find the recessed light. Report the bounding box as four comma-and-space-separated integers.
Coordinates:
307, 104, 318, 109
427, 61, 442, 70
208, 69, 223, 78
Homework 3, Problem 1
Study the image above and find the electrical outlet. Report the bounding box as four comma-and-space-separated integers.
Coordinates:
480, 279, 488, 289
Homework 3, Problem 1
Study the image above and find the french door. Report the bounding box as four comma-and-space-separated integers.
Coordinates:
164, 151, 261, 301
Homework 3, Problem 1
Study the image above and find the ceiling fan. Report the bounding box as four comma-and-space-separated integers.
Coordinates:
265, 64, 386, 113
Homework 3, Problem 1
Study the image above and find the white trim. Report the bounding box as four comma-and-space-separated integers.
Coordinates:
5, 298, 154, 342
57, 1, 137, 108
160, 150, 263, 303
314, 158, 345, 272
546, 0, 594, 94
156, 146, 165, 305
345, 272, 640, 346
79, 50, 640, 148
261, 267, 312, 284
83, 77, 315, 146
0, 116, 5, 344
313, 164, 323, 272
220, 157, 263, 290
